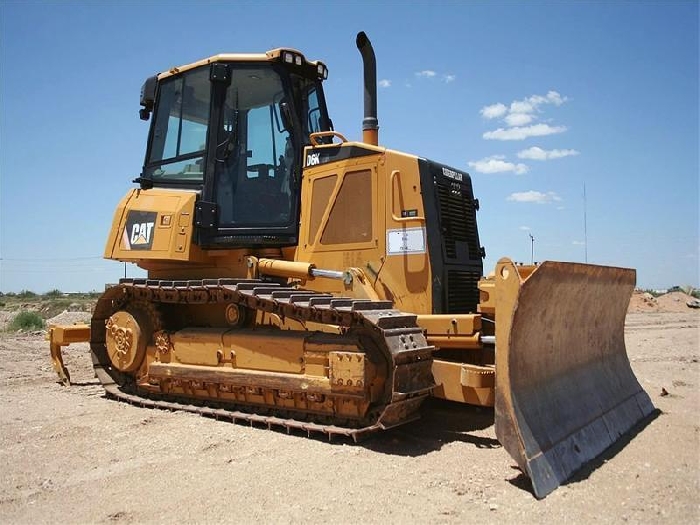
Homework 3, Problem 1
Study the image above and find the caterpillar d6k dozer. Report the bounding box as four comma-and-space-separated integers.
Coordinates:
48, 32, 654, 498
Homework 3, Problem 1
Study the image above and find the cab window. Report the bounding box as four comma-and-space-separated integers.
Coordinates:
146, 67, 210, 182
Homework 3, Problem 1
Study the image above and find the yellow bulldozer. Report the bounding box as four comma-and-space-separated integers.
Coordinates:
49, 32, 654, 498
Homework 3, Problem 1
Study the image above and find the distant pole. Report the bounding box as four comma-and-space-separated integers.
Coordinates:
583, 182, 588, 263
529, 233, 535, 264
124, 262, 127, 279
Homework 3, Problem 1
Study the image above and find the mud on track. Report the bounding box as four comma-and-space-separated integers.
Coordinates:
0, 312, 698, 523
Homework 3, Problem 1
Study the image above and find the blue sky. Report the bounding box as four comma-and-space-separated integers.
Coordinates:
1, 1, 697, 292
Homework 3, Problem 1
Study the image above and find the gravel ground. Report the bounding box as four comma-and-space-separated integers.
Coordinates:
0, 312, 698, 524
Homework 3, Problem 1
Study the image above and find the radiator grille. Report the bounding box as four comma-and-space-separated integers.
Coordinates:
436, 183, 479, 260
447, 270, 481, 313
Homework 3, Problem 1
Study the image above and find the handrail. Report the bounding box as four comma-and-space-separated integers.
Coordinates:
309, 131, 348, 146
390, 170, 426, 223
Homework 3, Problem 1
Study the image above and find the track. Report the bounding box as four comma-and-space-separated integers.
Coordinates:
89, 278, 435, 441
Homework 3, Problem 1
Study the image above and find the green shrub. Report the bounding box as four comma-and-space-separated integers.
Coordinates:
44, 289, 63, 298
17, 290, 37, 299
8, 311, 45, 331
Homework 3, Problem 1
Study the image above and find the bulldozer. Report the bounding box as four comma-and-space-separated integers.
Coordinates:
48, 32, 654, 498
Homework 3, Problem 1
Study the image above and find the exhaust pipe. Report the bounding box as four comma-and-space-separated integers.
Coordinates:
356, 32, 379, 146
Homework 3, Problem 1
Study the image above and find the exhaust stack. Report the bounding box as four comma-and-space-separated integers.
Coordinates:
356, 32, 379, 146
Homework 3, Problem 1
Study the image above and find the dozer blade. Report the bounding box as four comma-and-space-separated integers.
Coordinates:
493, 258, 655, 498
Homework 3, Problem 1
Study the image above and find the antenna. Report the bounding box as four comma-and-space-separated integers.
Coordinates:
583, 182, 588, 263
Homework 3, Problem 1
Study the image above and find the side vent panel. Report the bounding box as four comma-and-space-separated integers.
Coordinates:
447, 270, 481, 313
419, 159, 484, 314
435, 181, 480, 261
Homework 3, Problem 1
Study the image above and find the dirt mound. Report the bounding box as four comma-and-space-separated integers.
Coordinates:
46, 311, 92, 326
628, 290, 697, 313
628, 291, 660, 312
656, 291, 697, 313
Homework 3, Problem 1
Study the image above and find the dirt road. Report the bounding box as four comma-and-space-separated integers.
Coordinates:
1, 312, 698, 523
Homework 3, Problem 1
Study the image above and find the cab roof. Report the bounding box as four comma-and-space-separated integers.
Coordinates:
157, 48, 326, 80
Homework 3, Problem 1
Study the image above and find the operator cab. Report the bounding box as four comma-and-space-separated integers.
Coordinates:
137, 50, 332, 248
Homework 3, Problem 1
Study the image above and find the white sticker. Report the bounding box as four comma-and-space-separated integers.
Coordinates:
387, 227, 427, 255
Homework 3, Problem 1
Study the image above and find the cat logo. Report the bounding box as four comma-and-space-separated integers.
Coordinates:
306, 152, 321, 166
123, 210, 157, 250
130, 222, 154, 246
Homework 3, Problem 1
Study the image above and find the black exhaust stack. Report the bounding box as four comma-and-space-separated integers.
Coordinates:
356, 32, 379, 146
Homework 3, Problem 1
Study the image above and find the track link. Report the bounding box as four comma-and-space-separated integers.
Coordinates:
90, 278, 435, 441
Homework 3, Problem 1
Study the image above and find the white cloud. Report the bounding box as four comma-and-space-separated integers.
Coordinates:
519, 91, 568, 110
507, 91, 567, 116
544, 91, 567, 105
480, 103, 508, 119
416, 70, 436, 78
484, 123, 567, 141
572, 240, 586, 245
378, 79, 391, 88
507, 190, 562, 204
504, 112, 534, 127
481, 90, 568, 131
468, 155, 529, 175
510, 100, 535, 114
519, 226, 531, 231
517, 146, 580, 160
443, 74, 456, 83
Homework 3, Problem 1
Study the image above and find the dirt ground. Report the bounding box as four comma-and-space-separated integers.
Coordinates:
0, 311, 698, 524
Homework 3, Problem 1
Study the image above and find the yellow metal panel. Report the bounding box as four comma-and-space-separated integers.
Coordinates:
416, 314, 481, 335
295, 144, 433, 315
477, 277, 496, 315
302, 351, 328, 378
105, 188, 210, 264
48, 324, 91, 344
148, 362, 332, 393
377, 150, 432, 314
170, 329, 222, 366
103, 190, 136, 259
222, 330, 306, 374
417, 313, 482, 349
175, 233, 186, 253
431, 359, 494, 406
